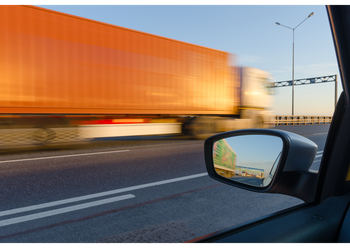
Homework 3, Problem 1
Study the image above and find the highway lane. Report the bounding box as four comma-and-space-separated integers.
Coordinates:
0, 125, 329, 242
274, 124, 329, 171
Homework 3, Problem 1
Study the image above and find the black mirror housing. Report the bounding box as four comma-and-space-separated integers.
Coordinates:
204, 129, 318, 203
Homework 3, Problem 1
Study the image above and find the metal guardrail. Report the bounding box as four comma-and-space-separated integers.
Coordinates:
272, 116, 333, 125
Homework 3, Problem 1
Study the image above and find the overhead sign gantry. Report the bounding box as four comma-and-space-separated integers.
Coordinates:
265, 75, 338, 111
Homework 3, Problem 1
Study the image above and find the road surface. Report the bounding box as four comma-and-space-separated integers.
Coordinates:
0, 124, 329, 242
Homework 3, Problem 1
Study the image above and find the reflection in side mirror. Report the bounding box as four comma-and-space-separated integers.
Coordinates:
262, 152, 281, 187
213, 135, 283, 187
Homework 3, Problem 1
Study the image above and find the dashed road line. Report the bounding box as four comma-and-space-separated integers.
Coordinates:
0, 172, 208, 218
0, 194, 135, 228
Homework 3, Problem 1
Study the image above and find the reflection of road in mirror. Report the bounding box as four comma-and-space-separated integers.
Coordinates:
213, 134, 283, 187
231, 176, 264, 187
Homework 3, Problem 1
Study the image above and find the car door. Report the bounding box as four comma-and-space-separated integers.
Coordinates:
191, 5, 350, 243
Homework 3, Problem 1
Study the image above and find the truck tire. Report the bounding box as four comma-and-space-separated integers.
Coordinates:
254, 116, 264, 128
182, 118, 194, 136
190, 117, 216, 140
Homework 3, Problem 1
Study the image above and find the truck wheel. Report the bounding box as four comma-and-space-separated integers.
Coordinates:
182, 118, 194, 136
32, 127, 56, 146
190, 117, 216, 140
254, 116, 264, 128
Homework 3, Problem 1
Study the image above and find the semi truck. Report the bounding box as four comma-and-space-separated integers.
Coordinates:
213, 139, 237, 179
0, 5, 274, 148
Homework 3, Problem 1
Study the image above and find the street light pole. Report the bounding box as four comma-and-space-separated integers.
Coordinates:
276, 12, 314, 116
292, 29, 295, 116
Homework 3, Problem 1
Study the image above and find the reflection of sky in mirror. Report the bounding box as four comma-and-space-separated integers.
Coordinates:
224, 135, 283, 175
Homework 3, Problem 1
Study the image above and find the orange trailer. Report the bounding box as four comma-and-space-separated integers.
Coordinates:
0, 5, 238, 115
0, 5, 273, 146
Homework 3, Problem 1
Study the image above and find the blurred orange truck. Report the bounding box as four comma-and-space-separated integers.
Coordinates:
0, 5, 274, 147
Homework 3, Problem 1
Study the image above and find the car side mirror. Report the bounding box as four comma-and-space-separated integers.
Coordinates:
204, 129, 319, 203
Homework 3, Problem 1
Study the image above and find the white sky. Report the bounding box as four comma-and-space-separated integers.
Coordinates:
7, 3, 341, 116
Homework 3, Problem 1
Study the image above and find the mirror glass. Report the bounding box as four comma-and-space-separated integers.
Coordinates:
213, 134, 283, 187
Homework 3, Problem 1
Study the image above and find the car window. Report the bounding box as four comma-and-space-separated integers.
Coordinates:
0, 5, 340, 242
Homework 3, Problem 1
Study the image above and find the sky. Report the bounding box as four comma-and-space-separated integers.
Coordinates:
225, 135, 283, 174
33, 4, 340, 116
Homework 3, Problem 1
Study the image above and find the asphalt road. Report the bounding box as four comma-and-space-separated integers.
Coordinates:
0, 124, 329, 242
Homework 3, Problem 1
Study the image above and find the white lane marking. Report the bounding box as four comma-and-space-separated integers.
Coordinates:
0, 194, 135, 228
0, 150, 130, 164
0, 172, 208, 218
315, 151, 323, 158
309, 132, 328, 136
